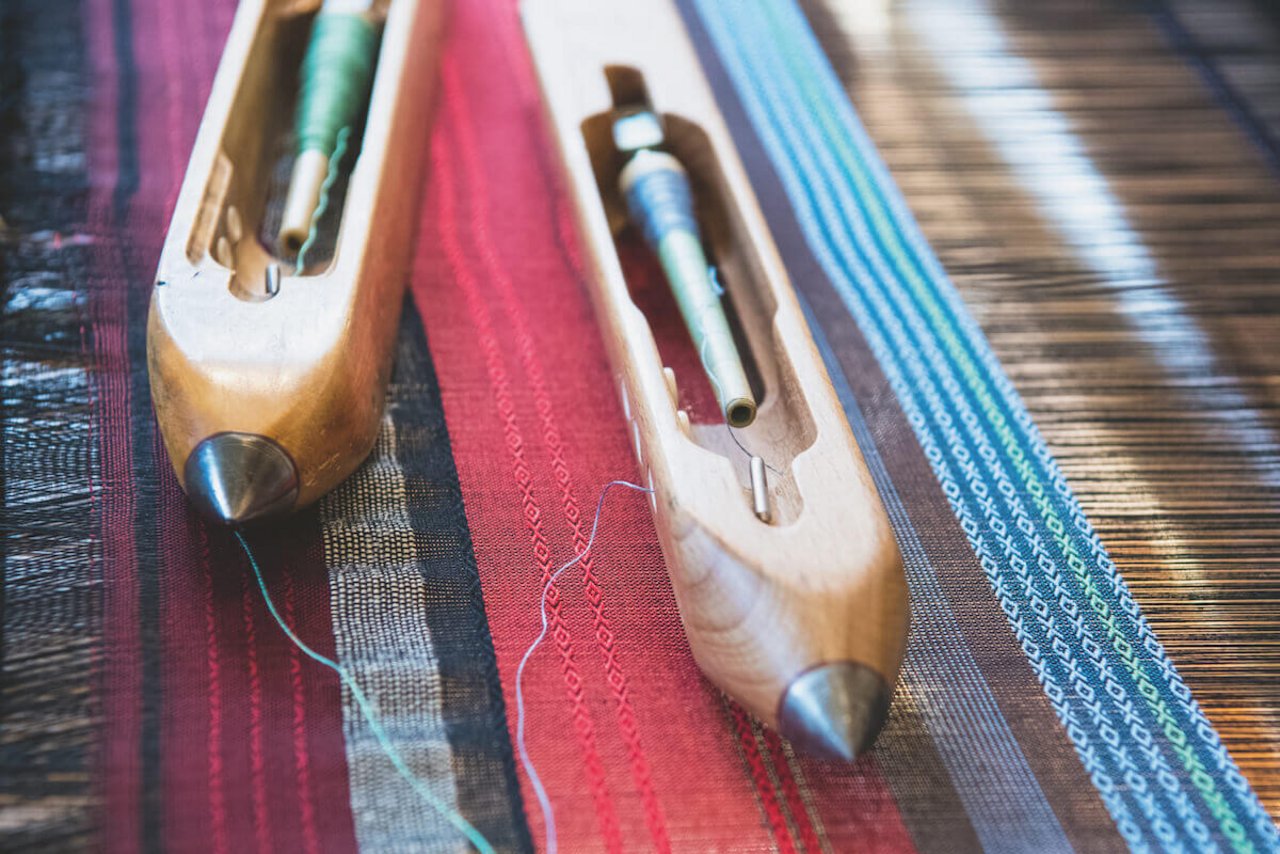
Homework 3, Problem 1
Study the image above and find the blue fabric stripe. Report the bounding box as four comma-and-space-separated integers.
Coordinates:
692, 0, 1280, 850
702, 10, 1161, 844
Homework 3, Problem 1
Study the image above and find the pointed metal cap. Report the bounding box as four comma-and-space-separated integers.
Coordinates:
182, 432, 299, 525
778, 662, 892, 762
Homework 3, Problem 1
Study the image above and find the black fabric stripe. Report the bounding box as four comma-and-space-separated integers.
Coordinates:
385, 299, 534, 853
129, 371, 163, 854
108, 0, 162, 848
111, 0, 139, 216
0, 0, 99, 849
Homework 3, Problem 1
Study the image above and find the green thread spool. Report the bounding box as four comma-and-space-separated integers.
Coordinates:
279, 9, 380, 256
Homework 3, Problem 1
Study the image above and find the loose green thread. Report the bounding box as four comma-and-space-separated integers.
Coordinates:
294, 125, 352, 272
234, 530, 496, 854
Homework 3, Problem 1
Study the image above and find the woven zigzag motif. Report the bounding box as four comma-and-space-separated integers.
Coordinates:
690, 0, 1280, 850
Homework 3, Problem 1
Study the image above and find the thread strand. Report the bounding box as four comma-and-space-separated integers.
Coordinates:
295, 12, 378, 157
234, 530, 496, 854
513, 479, 653, 854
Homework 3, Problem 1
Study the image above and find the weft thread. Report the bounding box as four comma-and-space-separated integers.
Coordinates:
236, 478, 654, 854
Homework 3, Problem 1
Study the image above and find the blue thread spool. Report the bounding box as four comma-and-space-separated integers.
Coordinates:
620, 147, 757, 426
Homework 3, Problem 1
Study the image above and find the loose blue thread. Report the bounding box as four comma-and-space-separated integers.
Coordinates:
513, 479, 653, 854
234, 530, 496, 854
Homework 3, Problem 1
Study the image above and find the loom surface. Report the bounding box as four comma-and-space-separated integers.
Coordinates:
1, 0, 1277, 850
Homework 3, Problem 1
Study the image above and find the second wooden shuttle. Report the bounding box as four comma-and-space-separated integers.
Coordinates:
522, 0, 908, 758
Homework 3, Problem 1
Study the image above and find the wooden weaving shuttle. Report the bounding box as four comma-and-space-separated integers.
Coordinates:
523, 0, 909, 759
148, 0, 443, 523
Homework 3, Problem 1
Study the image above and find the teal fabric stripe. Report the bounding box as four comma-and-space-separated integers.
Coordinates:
691, 0, 1280, 850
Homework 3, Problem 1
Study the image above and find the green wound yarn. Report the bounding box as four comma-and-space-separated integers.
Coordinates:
294, 126, 352, 272
295, 13, 378, 157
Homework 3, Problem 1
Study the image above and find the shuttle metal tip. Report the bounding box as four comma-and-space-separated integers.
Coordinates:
183, 432, 299, 525
778, 662, 892, 763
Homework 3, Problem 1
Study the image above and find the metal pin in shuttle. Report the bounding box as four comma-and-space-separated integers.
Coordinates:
750, 455, 772, 523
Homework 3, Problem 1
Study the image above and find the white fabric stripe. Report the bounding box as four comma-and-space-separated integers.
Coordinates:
321, 418, 466, 854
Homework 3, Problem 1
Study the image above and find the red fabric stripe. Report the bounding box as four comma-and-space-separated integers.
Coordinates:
442, 62, 673, 853
85, 0, 362, 848
157, 484, 361, 853
157, 462, 213, 853
431, 118, 626, 852
797, 755, 918, 852
282, 569, 323, 854
152, 0, 187, 214
153, 437, 360, 854
762, 729, 825, 853
413, 0, 793, 849
200, 522, 231, 854
242, 573, 274, 852
262, 529, 362, 853
730, 704, 798, 853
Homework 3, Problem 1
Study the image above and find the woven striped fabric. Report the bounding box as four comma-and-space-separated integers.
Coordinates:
682, 1, 1277, 849
2, 0, 1278, 851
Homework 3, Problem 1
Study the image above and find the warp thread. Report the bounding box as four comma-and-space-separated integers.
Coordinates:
234, 530, 496, 854
513, 479, 654, 854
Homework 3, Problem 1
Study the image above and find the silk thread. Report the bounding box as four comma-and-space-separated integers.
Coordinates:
233, 530, 496, 854
513, 479, 653, 854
